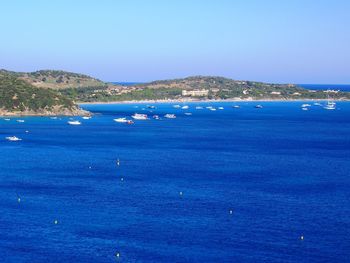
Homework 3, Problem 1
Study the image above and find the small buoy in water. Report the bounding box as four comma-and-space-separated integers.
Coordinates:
179, 191, 183, 196
89, 166, 92, 169
115, 252, 120, 258
121, 177, 124, 181
229, 210, 233, 215
25, 130, 29, 133
17, 197, 21, 203
300, 235, 304, 240
116, 159, 120, 166
54, 219, 58, 225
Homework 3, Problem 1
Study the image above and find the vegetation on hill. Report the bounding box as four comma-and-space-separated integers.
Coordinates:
60, 76, 350, 102
0, 71, 86, 115
0, 69, 109, 90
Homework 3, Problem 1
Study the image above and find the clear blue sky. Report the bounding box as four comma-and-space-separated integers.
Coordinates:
0, 0, 349, 83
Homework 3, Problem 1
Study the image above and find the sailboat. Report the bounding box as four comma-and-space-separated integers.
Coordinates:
324, 90, 336, 110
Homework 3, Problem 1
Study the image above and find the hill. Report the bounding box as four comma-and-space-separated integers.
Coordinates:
63, 76, 350, 102
0, 69, 110, 90
0, 71, 87, 116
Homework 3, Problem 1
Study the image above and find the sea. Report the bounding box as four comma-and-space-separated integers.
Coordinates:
1, 101, 350, 263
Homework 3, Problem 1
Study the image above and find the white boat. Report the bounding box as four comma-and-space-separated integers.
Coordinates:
114, 117, 129, 123
68, 120, 81, 125
324, 101, 336, 110
164, 114, 176, 119
255, 105, 263, 109
181, 105, 189, 109
206, 106, 213, 109
17, 120, 25, 123
314, 102, 322, 106
301, 104, 311, 107
82, 116, 91, 120
232, 105, 240, 108
184, 112, 192, 116
131, 113, 148, 120
195, 106, 203, 110
153, 115, 160, 120
173, 105, 181, 108
6, 136, 22, 141
301, 107, 309, 111
4, 118, 10, 121
218, 107, 224, 110
50, 117, 58, 120
209, 108, 217, 111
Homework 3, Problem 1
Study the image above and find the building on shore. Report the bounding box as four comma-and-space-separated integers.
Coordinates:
182, 89, 209, 97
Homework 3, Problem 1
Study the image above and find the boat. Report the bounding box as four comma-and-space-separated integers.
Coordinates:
184, 112, 192, 116
324, 91, 336, 110
147, 105, 156, 109
17, 120, 25, 123
195, 106, 203, 110
82, 116, 91, 120
255, 105, 263, 108
68, 120, 81, 125
6, 136, 22, 141
301, 107, 309, 111
206, 106, 213, 109
218, 107, 224, 110
209, 108, 217, 111
164, 114, 176, 119
232, 105, 240, 108
131, 113, 148, 120
127, 120, 134, 124
114, 117, 129, 123
173, 105, 181, 108
50, 117, 58, 120
314, 102, 322, 106
4, 118, 10, 121
153, 115, 160, 120
301, 104, 311, 107
324, 101, 336, 110
181, 105, 189, 109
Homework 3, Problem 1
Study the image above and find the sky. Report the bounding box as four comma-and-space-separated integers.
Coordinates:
0, 0, 349, 83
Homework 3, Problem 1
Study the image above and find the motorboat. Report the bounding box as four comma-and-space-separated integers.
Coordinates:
324, 101, 336, 110
301, 107, 309, 111
232, 105, 240, 108
82, 116, 91, 120
195, 106, 203, 109
114, 117, 129, 123
131, 113, 148, 120
17, 120, 25, 123
184, 112, 192, 116
173, 105, 181, 108
218, 107, 224, 110
301, 104, 311, 107
6, 136, 22, 141
164, 114, 176, 119
255, 105, 263, 108
153, 115, 160, 120
68, 120, 81, 125
181, 105, 189, 109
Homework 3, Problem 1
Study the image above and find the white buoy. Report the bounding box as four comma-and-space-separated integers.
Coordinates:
116, 159, 120, 166
89, 166, 92, 169
121, 177, 124, 181
54, 219, 58, 225
300, 235, 304, 240
229, 210, 233, 215
115, 252, 120, 258
17, 197, 21, 203
179, 191, 183, 196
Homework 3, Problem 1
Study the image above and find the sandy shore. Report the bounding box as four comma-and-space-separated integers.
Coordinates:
78, 98, 349, 105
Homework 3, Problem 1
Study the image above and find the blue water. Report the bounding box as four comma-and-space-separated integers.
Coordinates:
1, 102, 350, 263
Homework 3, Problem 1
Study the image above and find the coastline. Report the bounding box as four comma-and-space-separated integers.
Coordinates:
78, 98, 350, 105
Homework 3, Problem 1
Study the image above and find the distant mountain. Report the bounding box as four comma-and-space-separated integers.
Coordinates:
0, 70, 87, 116
63, 75, 350, 102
